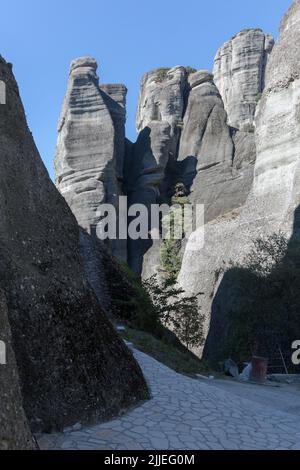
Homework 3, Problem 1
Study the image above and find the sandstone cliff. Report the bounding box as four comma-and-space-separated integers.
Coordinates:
52, 19, 292, 368
178, 0, 300, 364
0, 55, 148, 435
55, 57, 127, 262
128, 33, 271, 275
57, 27, 273, 279
213, 28, 274, 131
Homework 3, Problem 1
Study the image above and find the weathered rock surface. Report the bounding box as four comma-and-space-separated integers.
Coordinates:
128, 48, 266, 274
136, 66, 187, 158
55, 57, 127, 262
0, 55, 148, 434
125, 67, 190, 275
213, 29, 274, 130
178, 0, 300, 365
0, 290, 36, 450
125, 122, 172, 275
178, 70, 255, 222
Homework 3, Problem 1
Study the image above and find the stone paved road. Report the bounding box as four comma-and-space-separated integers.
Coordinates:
38, 349, 300, 450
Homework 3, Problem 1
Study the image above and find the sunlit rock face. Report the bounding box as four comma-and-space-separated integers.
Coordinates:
179, 1, 300, 365
213, 28, 274, 130
177, 70, 256, 223
55, 57, 127, 261
136, 66, 187, 158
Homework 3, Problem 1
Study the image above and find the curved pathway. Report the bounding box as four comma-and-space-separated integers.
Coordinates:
38, 348, 300, 450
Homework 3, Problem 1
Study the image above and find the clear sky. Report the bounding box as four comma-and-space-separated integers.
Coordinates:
0, 0, 292, 180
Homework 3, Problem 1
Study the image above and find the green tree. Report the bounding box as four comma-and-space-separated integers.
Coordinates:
143, 275, 205, 351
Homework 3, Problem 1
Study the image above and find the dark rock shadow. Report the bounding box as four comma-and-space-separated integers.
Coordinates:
204, 205, 300, 372
124, 126, 167, 276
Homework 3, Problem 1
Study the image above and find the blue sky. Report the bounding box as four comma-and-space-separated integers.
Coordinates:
0, 0, 292, 180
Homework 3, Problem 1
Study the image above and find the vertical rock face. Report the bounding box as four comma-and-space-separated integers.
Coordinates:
125, 121, 172, 275
213, 29, 274, 130
178, 70, 242, 222
0, 291, 36, 450
56, 47, 269, 279
126, 67, 188, 275
136, 66, 187, 157
55, 57, 126, 261
0, 55, 148, 434
179, 1, 300, 365
100, 83, 127, 182
127, 35, 272, 275
178, 71, 233, 170
254, 0, 300, 217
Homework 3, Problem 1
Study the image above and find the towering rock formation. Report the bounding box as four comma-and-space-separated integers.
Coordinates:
125, 121, 172, 275
52, 26, 277, 363
178, 0, 300, 365
254, 0, 300, 220
0, 55, 148, 435
55, 57, 127, 261
136, 66, 187, 157
125, 67, 189, 275
55, 57, 129, 302
56, 46, 272, 278
128, 38, 272, 275
177, 70, 255, 222
0, 291, 36, 450
213, 29, 274, 130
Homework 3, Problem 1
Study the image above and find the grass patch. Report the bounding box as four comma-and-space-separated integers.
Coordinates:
121, 327, 212, 378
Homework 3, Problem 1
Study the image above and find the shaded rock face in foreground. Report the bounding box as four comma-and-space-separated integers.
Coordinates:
179, 0, 300, 365
0, 56, 148, 434
0, 291, 36, 450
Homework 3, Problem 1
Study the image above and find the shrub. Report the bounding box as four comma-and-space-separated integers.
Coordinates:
154, 68, 171, 83
185, 66, 197, 75
160, 183, 189, 279
144, 275, 205, 351
115, 262, 162, 336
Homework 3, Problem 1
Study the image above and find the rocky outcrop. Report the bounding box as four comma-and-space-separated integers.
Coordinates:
0, 55, 148, 434
55, 57, 127, 262
125, 67, 189, 275
136, 66, 187, 158
177, 70, 256, 222
125, 122, 172, 275
51, 25, 276, 361
0, 290, 36, 450
178, 0, 300, 365
55, 49, 267, 278
125, 33, 273, 274
213, 29, 274, 130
